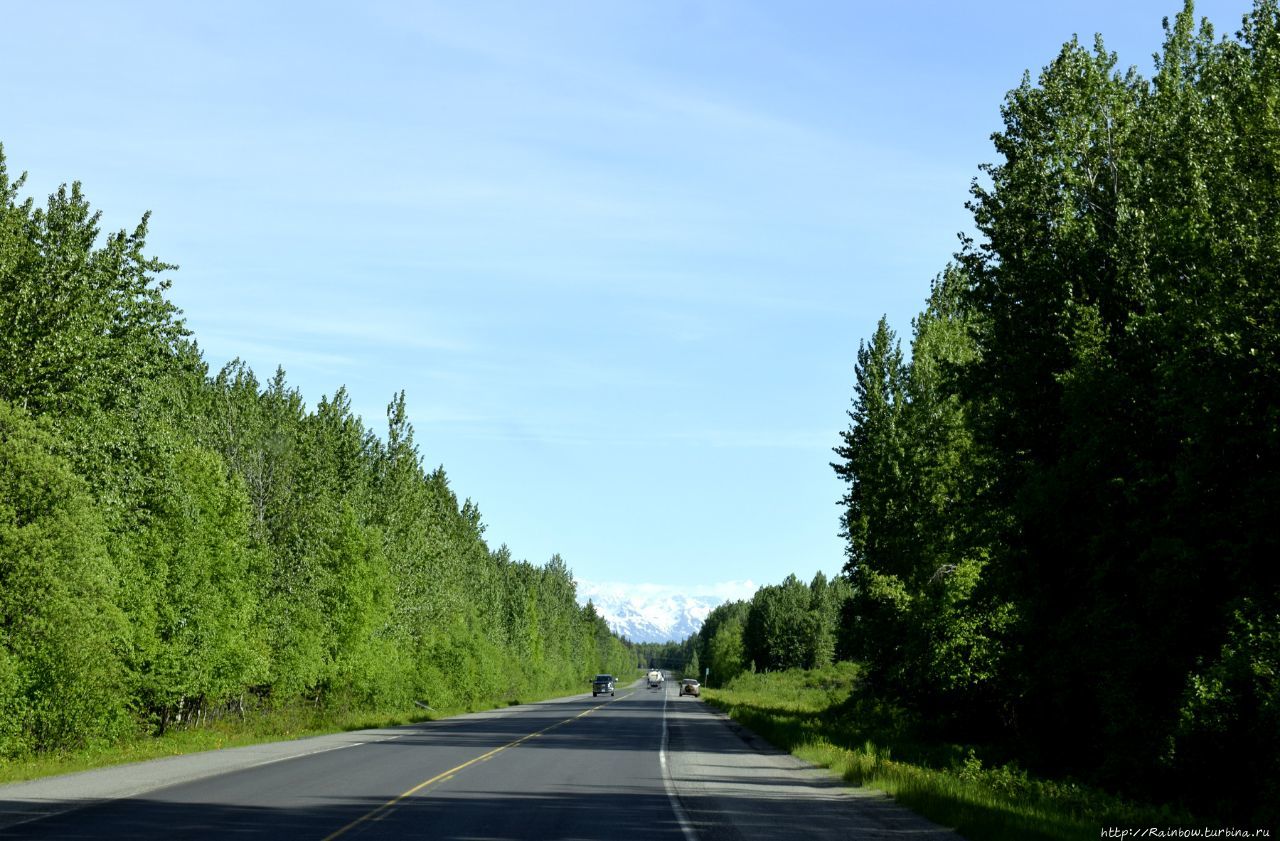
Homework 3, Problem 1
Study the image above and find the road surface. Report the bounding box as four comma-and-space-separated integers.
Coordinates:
0, 679, 957, 840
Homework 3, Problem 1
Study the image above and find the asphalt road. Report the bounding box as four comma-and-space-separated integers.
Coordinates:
0, 679, 958, 841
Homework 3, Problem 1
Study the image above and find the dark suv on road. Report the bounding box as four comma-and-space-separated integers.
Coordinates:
592, 674, 615, 697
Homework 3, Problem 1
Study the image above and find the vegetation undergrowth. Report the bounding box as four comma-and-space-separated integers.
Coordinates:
703, 665, 1196, 841
0, 677, 621, 786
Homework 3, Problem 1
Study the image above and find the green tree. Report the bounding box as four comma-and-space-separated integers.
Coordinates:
685, 649, 701, 682
744, 575, 816, 672
0, 141, 643, 763
831, 318, 915, 686
832, 318, 909, 582
126, 446, 264, 731
949, 0, 1279, 816
807, 572, 852, 670
699, 600, 750, 685
0, 400, 128, 752
0, 148, 185, 502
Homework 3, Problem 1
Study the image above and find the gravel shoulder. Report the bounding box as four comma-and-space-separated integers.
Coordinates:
664, 692, 962, 841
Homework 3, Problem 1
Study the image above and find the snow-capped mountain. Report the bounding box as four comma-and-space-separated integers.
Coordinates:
578, 580, 757, 643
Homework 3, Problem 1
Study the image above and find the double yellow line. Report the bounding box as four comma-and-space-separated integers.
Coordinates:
322, 695, 626, 840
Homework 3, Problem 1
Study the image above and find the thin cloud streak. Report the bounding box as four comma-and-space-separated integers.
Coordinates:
190, 308, 472, 354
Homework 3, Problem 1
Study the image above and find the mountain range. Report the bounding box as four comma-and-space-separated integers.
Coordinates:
578, 580, 757, 643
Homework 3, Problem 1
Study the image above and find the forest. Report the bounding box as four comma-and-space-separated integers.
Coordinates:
636, 572, 851, 687
3, 0, 1277, 829
685, 1, 1279, 827
0, 148, 634, 757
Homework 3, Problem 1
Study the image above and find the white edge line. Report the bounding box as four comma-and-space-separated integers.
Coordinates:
660, 677, 699, 841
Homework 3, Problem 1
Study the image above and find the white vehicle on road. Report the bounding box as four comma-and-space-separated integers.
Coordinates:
647, 669, 664, 687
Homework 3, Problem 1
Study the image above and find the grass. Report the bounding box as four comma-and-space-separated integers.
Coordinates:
702, 664, 1194, 841
0, 679, 620, 786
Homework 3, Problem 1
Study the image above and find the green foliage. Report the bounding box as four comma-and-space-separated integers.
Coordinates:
1170, 600, 1280, 825
688, 572, 849, 685
706, 666, 1194, 841
0, 146, 186, 516
832, 270, 1010, 725
633, 639, 692, 674
832, 318, 908, 584
744, 574, 818, 671
0, 144, 637, 759
831, 0, 1280, 824
701, 600, 749, 686
0, 400, 129, 751
125, 445, 266, 732
0, 170, 182, 422
685, 649, 701, 681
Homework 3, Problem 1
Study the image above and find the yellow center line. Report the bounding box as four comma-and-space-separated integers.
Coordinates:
321, 693, 631, 841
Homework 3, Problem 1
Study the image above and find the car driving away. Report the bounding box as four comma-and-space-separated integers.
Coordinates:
647, 669, 664, 687
679, 678, 700, 697
592, 674, 615, 697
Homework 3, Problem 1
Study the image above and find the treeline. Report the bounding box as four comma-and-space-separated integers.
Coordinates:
681, 572, 849, 687
0, 147, 633, 757
829, 0, 1277, 824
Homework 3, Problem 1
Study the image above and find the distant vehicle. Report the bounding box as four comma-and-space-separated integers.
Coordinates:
592, 674, 616, 697
680, 679, 700, 697
647, 669, 664, 687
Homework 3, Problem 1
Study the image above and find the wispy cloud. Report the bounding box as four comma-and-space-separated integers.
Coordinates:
195, 308, 471, 354
196, 332, 357, 372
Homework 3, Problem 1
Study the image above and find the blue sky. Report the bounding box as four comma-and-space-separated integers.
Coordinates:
2, 0, 1248, 595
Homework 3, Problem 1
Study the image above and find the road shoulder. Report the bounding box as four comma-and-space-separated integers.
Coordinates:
664, 694, 961, 841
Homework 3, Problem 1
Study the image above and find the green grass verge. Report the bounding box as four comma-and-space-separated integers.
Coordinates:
0, 679, 619, 786
703, 664, 1193, 841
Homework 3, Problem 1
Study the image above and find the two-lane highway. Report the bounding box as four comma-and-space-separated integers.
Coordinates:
0, 678, 960, 840
1, 683, 689, 840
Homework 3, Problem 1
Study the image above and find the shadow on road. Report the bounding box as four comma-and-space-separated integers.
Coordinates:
0, 690, 957, 841
0, 788, 687, 841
